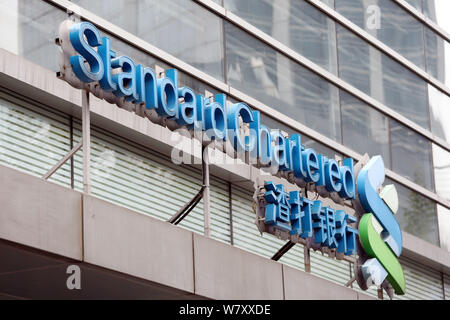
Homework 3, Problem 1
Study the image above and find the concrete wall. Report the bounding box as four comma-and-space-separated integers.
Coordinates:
0, 164, 376, 299
0, 165, 82, 260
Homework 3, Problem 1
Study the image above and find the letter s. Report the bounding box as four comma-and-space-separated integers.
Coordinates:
69, 22, 104, 83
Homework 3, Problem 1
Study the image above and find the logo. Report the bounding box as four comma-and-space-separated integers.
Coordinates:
356, 156, 405, 295
57, 20, 406, 296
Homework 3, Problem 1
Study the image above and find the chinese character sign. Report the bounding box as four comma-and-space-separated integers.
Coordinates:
263, 181, 357, 256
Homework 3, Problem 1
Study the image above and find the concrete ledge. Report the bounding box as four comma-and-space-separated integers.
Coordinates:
82, 194, 195, 294
193, 233, 284, 300
0, 165, 82, 260
282, 265, 358, 300
403, 231, 450, 274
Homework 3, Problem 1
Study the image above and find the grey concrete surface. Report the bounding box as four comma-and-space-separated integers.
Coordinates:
0, 165, 82, 260
82, 194, 195, 294
282, 265, 358, 300
193, 233, 284, 300
403, 231, 450, 274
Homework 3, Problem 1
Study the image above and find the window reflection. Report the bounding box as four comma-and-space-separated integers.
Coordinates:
429, 84, 450, 143
425, 28, 450, 87
341, 91, 390, 163
386, 178, 439, 246
432, 144, 450, 202
0, 0, 66, 72
390, 119, 434, 190
437, 205, 450, 251
337, 24, 429, 129
335, 0, 425, 69
72, 0, 225, 81
424, 0, 450, 35
260, 112, 343, 160
405, 0, 422, 12
225, 22, 341, 142
224, 0, 338, 74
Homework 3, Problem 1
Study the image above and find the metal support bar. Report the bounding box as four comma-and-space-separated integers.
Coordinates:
228, 182, 234, 245
271, 241, 295, 261
43, 141, 83, 180
202, 145, 211, 238
168, 144, 212, 228
69, 116, 74, 189
304, 246, 311, 273
168, 185, 206, 225
82, 90, 91, 194
345, 276, 356, 287
377, 288, 384, 300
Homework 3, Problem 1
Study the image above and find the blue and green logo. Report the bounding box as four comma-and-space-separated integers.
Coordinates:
357, 156, 405, 295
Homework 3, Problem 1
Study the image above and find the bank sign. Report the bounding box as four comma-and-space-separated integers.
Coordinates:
57, 20, 405, 296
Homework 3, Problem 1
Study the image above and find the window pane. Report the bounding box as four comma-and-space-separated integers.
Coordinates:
425, 28, 450, 87
437, 205, 450, 251
72, 0, 225, 81
337, 24, 429, 129
224, 0, 338, 74
390, 119, 434, 190
0, 0, 66, 71
433, 143, 450, 202
424, 0, 450, 35
225, 22, 341, 142
341, 91, 390, 163
386, 179, 439, 246
260, 113, 342, 160
335, 0, 425, 69
405, 0, 422, 12
320, 0, 335, 8
429, 84, 450, 143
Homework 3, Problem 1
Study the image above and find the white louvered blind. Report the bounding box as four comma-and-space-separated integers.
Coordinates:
231, 184, 305, 271
0, 96, 71, 187
72, 124, 231, 244
444, 274, 450, 300
309, 249, 352, 287
394, 257, 444, 300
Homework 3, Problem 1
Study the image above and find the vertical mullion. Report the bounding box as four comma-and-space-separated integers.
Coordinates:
70, 115, 74, 189
229, 182, 234, 245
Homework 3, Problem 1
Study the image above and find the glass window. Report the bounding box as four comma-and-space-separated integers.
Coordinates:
405, 0, 422, 12
94, 29, 221, 97
260, 113, 342, 160
319, 0, 335, 8
390, 119, 434, 190
428, 84, 450, 143
0, 0, 66, 71
225, 22, 341, 142
437, 205, 450, 252
224, 0, 338, 74
425, 28, 450, 87
341, 90, 390, 163
335, 0, 425, 69
337, 24, 429, 129
72, 0, 225, 81
424, 0, 450, 35
432, 143, 450, 202
386, 178, 439, 246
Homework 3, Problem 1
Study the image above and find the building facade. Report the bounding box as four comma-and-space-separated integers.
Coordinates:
0, 0, 449, 300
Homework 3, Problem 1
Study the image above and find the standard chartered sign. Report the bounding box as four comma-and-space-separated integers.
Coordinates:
57, 20, 405, 296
